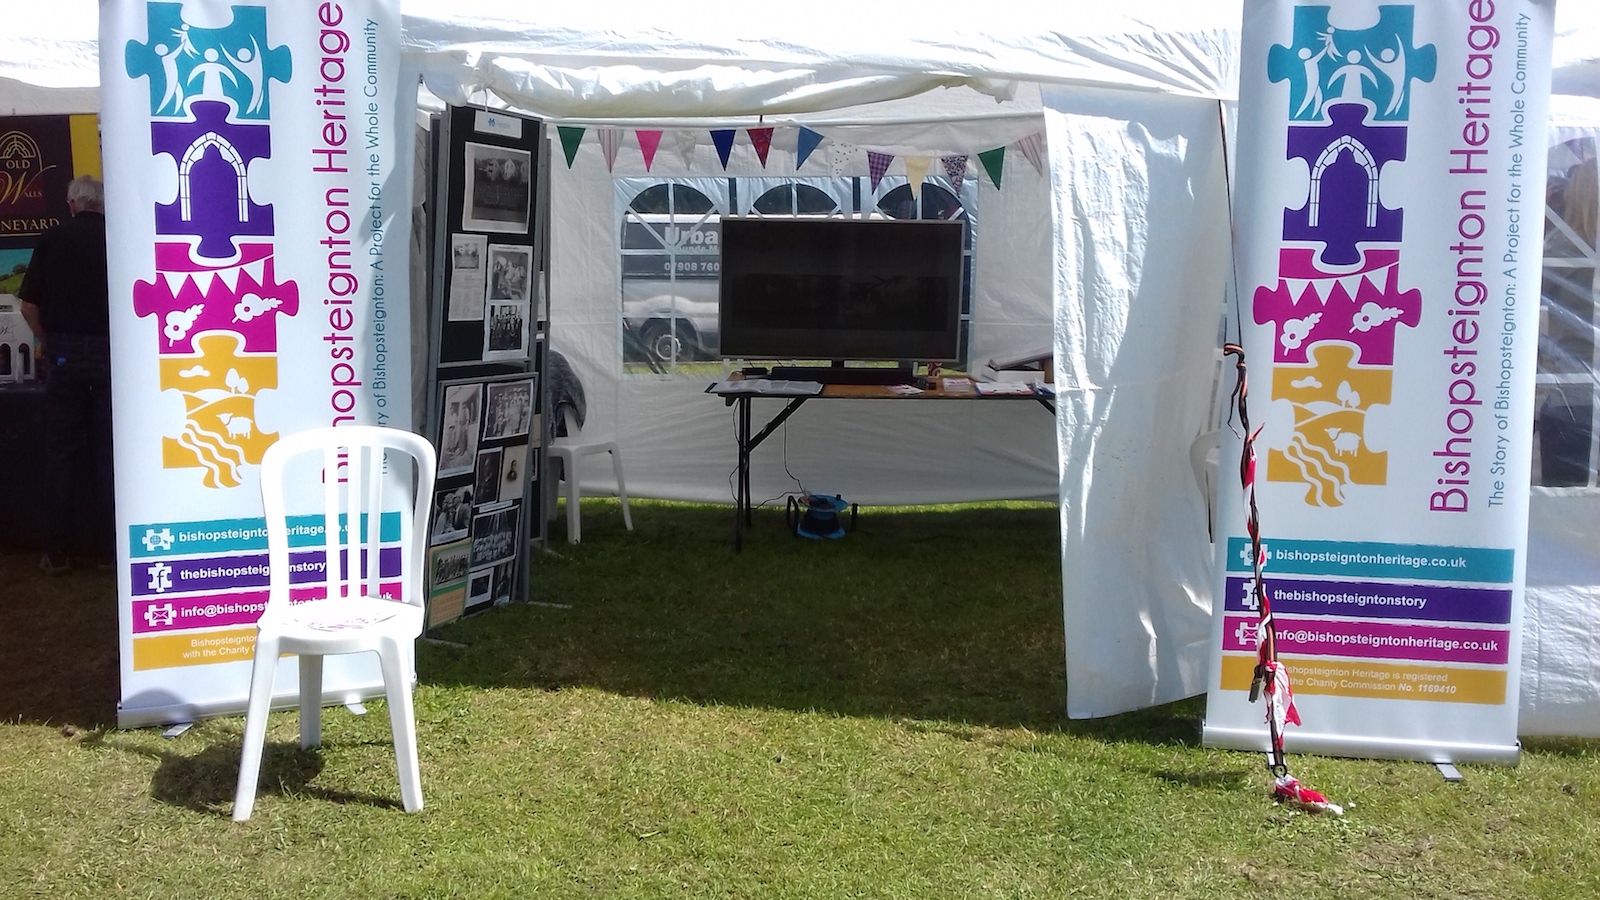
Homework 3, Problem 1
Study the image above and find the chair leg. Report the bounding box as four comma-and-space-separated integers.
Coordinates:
298, 653, 324, 749
234, 634, 281, 822
377, 637, 424, 813
610, 449, 633, 531
565, 459, 582, 543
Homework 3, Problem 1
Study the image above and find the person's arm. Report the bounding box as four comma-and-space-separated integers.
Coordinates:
19, 300, 45, 360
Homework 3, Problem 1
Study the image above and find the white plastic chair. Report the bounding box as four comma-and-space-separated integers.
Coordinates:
233, 426, 437, 821
547, 407, 632, 543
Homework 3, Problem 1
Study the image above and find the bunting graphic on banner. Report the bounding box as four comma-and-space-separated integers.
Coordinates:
796, 126, 825, 169
1016, 132, 1045, 175
598, 128, 620, 172
709, 129, 736, 169
977, 146, 1005, 188
867, 151, 894, 191
557, 125, 585, 168
748, 127, 773, 168
636, 130, 662, 171
941, 155, 968, 195
905, 156, 930, 200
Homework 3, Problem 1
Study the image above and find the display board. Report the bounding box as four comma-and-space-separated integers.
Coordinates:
1204, 0, 1555, 763
0, 113, 102, 381
424, 105, 549, 628
103, 0, 413, 727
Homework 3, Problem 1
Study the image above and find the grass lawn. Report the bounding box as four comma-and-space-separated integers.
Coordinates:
2, 500, 1598, 899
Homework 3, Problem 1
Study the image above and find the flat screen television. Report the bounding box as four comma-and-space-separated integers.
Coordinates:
716, 217, 965, 362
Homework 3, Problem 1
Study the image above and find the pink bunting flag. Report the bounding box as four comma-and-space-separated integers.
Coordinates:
636, 130, 663, 172
867, 151, 894, 191
1016, 132, 1045, 175
748, 127, 774, 168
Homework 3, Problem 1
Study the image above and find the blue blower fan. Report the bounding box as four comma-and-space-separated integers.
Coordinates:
787, 493, 855, 540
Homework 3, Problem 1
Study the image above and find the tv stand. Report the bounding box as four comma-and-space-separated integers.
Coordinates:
769, 365, 913, 386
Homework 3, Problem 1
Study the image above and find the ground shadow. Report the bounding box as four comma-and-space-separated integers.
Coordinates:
0, 551, 120, 729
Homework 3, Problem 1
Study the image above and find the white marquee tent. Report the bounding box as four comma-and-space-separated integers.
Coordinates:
5, 0, 1600, 733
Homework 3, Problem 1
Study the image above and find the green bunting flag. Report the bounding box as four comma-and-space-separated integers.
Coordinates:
977, 146, 1005, 188
557, 126, 586, 168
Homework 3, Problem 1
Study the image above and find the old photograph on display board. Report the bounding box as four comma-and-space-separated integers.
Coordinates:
483, 243, 532, 361
470, 502, 520, 567
437, 382, 483, 476
447, 233, 488, 321
428, 584, 467, 628
492, 559, 517, 605
483, 377, 534, 440
462, 142, 531, 233
429, 485, 474, 545
498, 442, 529, 501
474, 447, 503, 506
429, 538, 471, 589
465, 568, 494, 612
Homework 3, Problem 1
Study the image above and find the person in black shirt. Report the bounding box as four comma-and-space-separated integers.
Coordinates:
18, 174, 112, 575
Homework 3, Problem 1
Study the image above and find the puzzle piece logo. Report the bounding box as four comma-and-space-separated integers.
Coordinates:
158, 333, 281, 488
1254, 248, 1422, 366
1266, 5, 1436, 123
142, 527, 175, 553
134, 242, 299, 353
148, 562, 174, 594
150, 101, 274, 258
1283, 104, 1409, 266
123, 3, 292, 121
144, 603, 178, 628
1268, 344, 1393, 507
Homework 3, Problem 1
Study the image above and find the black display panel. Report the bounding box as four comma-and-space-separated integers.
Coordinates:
717, 217, 965, 363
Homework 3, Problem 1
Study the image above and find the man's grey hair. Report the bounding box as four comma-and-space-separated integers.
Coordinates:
66, 174, 104, 212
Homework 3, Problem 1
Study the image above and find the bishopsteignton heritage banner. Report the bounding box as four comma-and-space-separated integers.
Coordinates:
1204, 0, 1555, 763
102, 0, 413, 727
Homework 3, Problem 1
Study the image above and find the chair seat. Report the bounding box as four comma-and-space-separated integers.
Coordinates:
268, 596, 425, 655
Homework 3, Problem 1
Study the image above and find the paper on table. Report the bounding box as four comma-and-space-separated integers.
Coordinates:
710, 379, 824, 396
973, 381, 1035, 395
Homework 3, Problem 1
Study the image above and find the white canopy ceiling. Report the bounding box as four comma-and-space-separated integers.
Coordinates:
4, 1, 1597, 116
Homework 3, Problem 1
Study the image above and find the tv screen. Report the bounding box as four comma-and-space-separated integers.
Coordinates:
717, 217, 965, 362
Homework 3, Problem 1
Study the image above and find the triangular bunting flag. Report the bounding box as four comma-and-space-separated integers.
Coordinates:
977, 147, 1005, 188
1017, 132, 1045, 175
636, 130, 663, 172
748, 127, 774, 168
710, 129, 737, 170
598, 128, 621, 172
796, 127, 825, 169
867, 151, 894, 191
557, 126, 586, 168
673, 130, 699, 168
905, 156, 931, 200
941, 155, 968, 195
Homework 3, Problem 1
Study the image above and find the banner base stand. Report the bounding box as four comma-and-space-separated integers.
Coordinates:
1202, 723, 1521, 766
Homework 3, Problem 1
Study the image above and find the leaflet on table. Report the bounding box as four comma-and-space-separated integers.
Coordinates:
973, 381, 1036, 395
710, 379, 824, 396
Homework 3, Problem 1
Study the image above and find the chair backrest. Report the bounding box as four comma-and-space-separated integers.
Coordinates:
259, 426, 438, 613
551, 407, 583, 446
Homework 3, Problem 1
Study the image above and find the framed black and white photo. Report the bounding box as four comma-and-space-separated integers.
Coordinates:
428, 538, 471, 588
483, 378, 534, 440
465, 568, 494, 612
428, 485, 474, 545
482, 243, 532, 361
470, 502, 521, 567
462, 142, 531, 233
447, 233, 488, 321
437, 382, 483, 476
474, 447, 504, 506
492, 559, 517, 605
498, 442, 528, 502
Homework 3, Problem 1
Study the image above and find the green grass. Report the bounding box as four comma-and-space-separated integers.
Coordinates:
2, 500, 1599, 899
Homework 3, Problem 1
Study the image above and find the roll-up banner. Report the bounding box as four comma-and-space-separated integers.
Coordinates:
1205, 1, 1555, 763
103, 0, 411, 727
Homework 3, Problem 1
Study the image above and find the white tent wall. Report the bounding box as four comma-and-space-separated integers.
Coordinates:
1044, 87, 1232, 716
545, 115, 1059, 506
